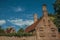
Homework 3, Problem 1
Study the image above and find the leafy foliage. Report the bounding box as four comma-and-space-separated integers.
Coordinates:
48, 13, 55, 21
0, 27, 33, 37
0, 26, 5, 33
17, 28, 24, 33
53, 0, 60, 32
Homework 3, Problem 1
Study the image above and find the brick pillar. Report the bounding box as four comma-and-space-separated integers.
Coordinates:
34, 13, 38, 23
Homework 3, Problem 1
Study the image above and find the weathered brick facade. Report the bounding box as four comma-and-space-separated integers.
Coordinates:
25, 4, 59, 40
35, 4, 59, 40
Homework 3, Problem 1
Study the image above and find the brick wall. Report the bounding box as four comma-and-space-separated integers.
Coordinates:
0, 36, 36, 40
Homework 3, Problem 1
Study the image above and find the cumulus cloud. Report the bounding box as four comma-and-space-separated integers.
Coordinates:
8, 19, 34, 27
0, 20, 6, 25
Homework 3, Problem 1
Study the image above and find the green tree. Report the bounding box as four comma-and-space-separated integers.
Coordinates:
0, 26, 5, 33
53, 0, 60, 32
17, 28, 24, 33
48, 13, 55, 21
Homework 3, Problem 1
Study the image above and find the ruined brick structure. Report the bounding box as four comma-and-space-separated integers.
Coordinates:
25, 4, 59, 40
5, 27, 16, 33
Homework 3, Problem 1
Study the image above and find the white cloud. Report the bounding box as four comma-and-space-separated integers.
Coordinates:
0, 20, 6, 25
8, 19, 34, 27
12, 7, 24, 12
15, 7, 22, 12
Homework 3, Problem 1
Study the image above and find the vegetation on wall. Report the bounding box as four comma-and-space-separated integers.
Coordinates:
0, 27, 33, 37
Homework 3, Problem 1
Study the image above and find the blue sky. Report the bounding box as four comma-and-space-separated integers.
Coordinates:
0, 0, 56, 31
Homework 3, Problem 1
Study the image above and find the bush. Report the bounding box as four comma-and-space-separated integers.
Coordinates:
0, 32, 33, 37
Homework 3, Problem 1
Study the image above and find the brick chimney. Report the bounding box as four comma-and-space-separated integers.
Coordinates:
34, 13, 38, 23
42, 4, 48, 16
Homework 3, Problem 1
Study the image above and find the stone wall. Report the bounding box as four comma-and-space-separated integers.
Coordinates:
0, 36, 36, 40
